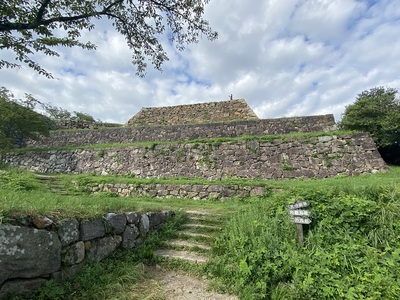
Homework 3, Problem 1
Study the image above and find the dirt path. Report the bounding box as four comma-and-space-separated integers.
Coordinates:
143, 265, 238, 300
137, 210, 237, 299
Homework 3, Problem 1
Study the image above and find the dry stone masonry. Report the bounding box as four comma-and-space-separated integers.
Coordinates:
86, 183, 267, 199
5, 133, 387, 179
0, 210, 174, 299
25, 114, 337, 149
51, 119, 121, 130
3, 99, 387, 181
126, 99, 259, 126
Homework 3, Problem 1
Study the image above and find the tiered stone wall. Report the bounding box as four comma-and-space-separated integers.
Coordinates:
5, 133, 387, 180
25, 115, 336, 148
0, 210, 173, 299
126, 99, 259, 126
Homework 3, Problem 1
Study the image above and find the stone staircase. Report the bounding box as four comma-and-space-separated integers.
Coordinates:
33, 173, 82, 196
155, 210, 224, 264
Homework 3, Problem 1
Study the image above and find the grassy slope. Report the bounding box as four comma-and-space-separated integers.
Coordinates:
1, 167, 399, 299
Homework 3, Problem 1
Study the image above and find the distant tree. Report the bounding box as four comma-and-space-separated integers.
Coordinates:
71, 111, 96, 123
339, 87, 400, 165
0, 87, 50, 150
42, 103, 97, 124
0, 0, 217, 77
42, 104, 72, 120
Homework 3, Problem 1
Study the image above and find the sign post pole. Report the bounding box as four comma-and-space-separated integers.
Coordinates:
296, 223, 304, 243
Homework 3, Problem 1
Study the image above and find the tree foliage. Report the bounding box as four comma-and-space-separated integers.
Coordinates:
42, 103, 96, 123
0, 0, 217, 77
0, 87, 50, 150
340, 87, 400, 165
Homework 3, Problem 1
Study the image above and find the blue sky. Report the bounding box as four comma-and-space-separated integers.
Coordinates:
1, 0, 400, 123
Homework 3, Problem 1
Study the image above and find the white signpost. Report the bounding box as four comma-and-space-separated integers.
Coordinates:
289, 201, 311, 243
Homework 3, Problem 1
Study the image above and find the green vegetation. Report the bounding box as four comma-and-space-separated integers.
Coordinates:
51, 165, 397, 193
280, 157, 295, 171
208, 169, 400, 299
0, 87, 50, 151
0, 169, 138, 222
2, 166, 400, 299
43, 104, 97, 123
339, 86, 400, 165
0, 168, 250, 222
0, 0, 216, 77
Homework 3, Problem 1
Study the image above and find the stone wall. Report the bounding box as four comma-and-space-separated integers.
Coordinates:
5, 133, 387, 180
87, 183, 267, 200
52, 120, 121, 130
126, 99, 259, 126
25, 114, 336, 148
0, 210, 173, 299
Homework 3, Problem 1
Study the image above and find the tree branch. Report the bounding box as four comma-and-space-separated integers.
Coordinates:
35, 0, 52, 25
102, 0, 124, 14
0, 0, 124, 32
0, 13, 95, 31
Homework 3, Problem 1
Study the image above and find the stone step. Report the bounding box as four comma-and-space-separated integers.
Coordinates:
182, 224, 221, 236
184, 223, 221, 230
166, 239, 212, 251
34, 173, 85, 196
189, 214, 224, 220
33, 174, 57, 179
186, 210, 222, 217
178, 231, 216, 240
154, 249, 208, 263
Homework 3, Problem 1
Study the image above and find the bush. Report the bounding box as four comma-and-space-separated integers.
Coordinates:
209, 186, 400, 299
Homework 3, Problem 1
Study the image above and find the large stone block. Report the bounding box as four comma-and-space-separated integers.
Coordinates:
63, 241, 85, 266
80, 218, 105, 241
0, 224, 61, 285
85, 235, 122, 262
139, 214, 150, 234
146, 212, 162, 229
122, 225, 140, 248
126, 212, 141, 225
57, 218, 79, 246
105, 213, 127, 234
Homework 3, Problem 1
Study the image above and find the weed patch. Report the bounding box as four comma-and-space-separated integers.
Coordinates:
208, 184, 400, 299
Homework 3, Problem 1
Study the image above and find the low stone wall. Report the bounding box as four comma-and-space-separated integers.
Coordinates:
87, 183, 267, 199
51, 120, 121, 130
4, 133, 387, 180
0, 210, 174, 299
126, 99, 259, 126
25, 114, 336, 148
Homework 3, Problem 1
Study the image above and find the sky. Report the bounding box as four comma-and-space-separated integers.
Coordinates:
1, 0, 400, 124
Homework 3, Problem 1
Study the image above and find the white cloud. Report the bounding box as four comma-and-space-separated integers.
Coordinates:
290, 0, 365, 43
1, 0, 400, 124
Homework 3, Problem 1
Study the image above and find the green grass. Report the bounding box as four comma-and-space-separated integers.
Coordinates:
0, 168, 253, 222
207, 169, 400, 299
41, 164, 399, 195
2, 166, 400, 299
2, 166, 399, 222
